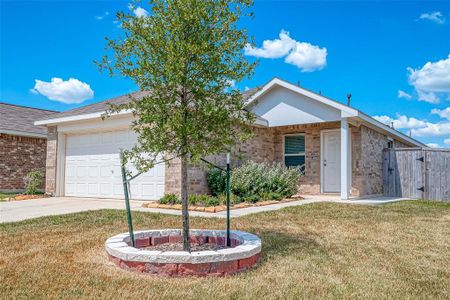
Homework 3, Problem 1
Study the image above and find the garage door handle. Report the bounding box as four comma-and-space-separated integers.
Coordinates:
323, 160, 327, 167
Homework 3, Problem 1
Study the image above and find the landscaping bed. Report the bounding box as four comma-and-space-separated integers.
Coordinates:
142, 196, 304, 212
106, 229, 261, 276
143, 161, 305, 212
0, 193, 48, 201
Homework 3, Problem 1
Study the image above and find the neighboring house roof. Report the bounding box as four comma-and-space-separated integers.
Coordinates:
0, 103, 57, 138
34, 78, 425, 147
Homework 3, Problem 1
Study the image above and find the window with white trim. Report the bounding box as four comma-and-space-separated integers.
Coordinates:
284, 134, 305, 171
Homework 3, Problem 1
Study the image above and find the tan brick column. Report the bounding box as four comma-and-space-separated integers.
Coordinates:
45, 126, 58, 195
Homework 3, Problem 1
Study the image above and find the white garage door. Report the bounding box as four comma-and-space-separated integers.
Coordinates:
64, 129, 165, 200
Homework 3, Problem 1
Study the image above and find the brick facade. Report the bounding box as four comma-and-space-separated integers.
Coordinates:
0, 133, 47, 191
44, 122, 413, 198
45, 126, 58, 195
164, 122, 413, 198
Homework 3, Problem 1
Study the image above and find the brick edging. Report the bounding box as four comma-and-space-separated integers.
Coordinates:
106, 229, 262, 277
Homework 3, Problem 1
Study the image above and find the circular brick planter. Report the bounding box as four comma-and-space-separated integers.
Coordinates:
105, 229, 261, 276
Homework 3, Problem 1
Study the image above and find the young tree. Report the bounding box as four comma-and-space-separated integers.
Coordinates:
98, 0, 256, 251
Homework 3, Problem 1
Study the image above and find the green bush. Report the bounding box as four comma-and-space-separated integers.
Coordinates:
241, 194, 260, 203
206, 169, 227, 196
158, 194, 180, 205
188, 194, 222, 207
217, 193, 242, 205
23, 170, 43, 195
261, 192, 283, 201
230, 161, 302, 198
205, 197, 220, 207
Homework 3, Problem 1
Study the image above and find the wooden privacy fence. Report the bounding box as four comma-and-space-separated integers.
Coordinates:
383, 148, 450, 201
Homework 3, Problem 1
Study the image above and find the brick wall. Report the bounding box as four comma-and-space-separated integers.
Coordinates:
45, 126, 58, 195
165, 122, 362, 197
0, 133, 47, 191
357, 125, 413, 195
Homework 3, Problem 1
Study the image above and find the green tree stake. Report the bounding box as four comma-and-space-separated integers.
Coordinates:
121, 157, 135, 248
226, 153, 231, 247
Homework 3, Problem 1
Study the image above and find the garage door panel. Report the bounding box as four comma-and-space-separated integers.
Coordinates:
65, 129, 165, 200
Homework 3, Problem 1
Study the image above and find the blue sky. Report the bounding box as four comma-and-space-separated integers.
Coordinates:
1, 1, 449, 147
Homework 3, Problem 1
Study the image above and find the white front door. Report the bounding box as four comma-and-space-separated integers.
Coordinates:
322, 130, 341, 192
64, 129, 165, 200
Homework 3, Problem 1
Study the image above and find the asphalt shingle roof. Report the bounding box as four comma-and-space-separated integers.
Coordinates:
0, 103, 57, 136
36, 88, 260, 122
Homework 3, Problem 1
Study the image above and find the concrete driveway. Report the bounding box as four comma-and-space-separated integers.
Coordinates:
0, 195, 410, 224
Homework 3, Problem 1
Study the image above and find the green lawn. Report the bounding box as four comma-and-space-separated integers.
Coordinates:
1, 201, 449, 299
0, 193, 18, 201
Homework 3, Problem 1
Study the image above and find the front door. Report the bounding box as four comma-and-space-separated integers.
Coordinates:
322, 130, 341, 192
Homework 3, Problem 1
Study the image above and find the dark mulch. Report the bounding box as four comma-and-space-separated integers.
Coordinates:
144, 242, 226, 252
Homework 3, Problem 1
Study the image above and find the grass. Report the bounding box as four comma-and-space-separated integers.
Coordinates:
1, 201, 449, 299
0, 193, 18, 201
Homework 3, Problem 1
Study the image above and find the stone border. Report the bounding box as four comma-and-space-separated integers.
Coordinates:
106, 229, 261, 276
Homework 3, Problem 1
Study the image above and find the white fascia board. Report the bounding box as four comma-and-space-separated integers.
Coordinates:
34, 110, 131, 126
0, 130, 47, 138
245, 78, 359, 117
254, 115, 269, 127
356, 111, 426, 147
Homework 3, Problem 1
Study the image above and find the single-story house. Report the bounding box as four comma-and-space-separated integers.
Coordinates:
0, 103, 57, 192
35, 78, 426, 200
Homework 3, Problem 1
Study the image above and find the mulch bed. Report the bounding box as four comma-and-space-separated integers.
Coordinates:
142, 195, 305, 213
143, 242, 226, 252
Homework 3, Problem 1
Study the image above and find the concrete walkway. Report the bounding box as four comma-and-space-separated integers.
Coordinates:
0, 195, 410, 224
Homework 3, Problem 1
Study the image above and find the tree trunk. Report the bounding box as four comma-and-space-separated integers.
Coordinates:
180, 154, 191, 252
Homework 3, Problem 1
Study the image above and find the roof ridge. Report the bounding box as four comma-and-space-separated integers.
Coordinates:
0, 102, 59, 113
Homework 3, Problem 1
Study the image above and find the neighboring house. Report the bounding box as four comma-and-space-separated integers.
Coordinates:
0, 103, 57, 192
35, 78, 426, 200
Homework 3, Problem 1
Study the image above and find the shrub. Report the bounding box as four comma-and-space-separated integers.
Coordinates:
230, 161, 302, 198
159, 194, 180, 205
206, 168, 227, 196
188, 194, 222, 207
261, 192, 283, 201
23, 170, 43, 195
217, 193, 242, 205
241, 194, 260, 203
205, 197, 220, 207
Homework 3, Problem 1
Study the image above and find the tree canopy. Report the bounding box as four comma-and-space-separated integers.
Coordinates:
98, 0, 256, 251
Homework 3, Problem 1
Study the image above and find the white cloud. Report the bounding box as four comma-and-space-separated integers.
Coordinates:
244, 30, 295, 58
431, 107, 450, 121
284, 41, 327, 72
426, 143, 440, 148
129, 5, 149, 18
419, 11, 445, 24
374, 113, 450, 145
373, 114, 427, 129
31, 77, 94, 104
397, 90, 412, 99
407, 54, 450, 104
95, 11, 109, 20
244, 30, 327, 72
411, 122, 450, 137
